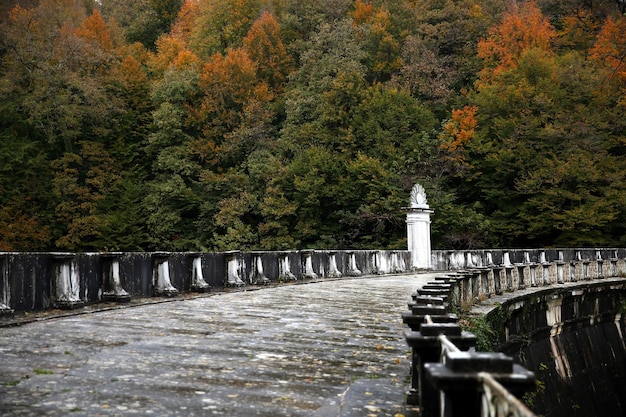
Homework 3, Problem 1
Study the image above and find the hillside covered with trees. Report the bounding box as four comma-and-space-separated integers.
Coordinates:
1, 0, 625, 252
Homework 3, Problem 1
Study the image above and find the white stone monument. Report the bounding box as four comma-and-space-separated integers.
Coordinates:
405, 184, 433, 269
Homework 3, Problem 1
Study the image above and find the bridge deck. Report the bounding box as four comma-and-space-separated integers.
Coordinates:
0, 274, 437, 417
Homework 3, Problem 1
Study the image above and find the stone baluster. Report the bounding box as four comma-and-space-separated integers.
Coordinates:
468, 269, 479, 302
0, 253, 14, 316
610, 250, 619, 278
248, 252, 269, 285
448, 251, 464, 270
581, 251, 591, 280
503, 251, 514, 292
396, 250, 407, 272
538, 251, 551, 286
479, 268, 491, 298
327, 251, 343, 278
492, 265, 503, 295
596, 251, 605, 279
485, 252, 497, 295
617, 250, 626, 276
188, 253, 211, 292
457, 271, 471, 306
278, 252, 297, 282
529, 262, 538, 287
389, 251, 400, 273
224, 251, 245, 287
345, 251, 362, 277
375, 251, 388, 275
301, 250, 318, 279
152, 252, 179, 296
568, 252, 578, 282
556, 251, 565, 284
517, 252, 530, 290
447, 273, 462, 307
101, 252, 131, 302
51, 253, 84, 309
486, 251, 494, 267
515, 263, 526, 290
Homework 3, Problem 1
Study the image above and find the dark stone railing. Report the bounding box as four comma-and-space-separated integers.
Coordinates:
402, 275, 536, 417
0, 250, 411, 314
431, 248, 626, 308
432, 248, 626, 275
407, 248, 626, 416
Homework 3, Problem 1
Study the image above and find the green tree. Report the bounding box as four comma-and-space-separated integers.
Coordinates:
51, 141, 121, 250
101, 0, 183, 49
456, 45, 626, 246
187, 0, 262, 59
143, 68, 203, 250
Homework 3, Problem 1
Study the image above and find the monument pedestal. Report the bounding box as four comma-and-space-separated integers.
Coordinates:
405, 184, 434, 270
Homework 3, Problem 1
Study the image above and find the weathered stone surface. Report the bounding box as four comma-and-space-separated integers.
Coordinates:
0, 274, 438, 417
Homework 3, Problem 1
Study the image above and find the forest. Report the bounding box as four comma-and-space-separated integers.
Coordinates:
1, 0, 625, 252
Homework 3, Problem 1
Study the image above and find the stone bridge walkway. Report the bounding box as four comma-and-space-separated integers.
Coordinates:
0, 274, 437, 417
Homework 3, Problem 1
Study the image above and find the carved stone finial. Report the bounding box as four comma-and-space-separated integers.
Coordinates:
410, 184, 429, 208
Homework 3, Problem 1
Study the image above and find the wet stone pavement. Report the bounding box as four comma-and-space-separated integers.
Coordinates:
0, 274, 436, 417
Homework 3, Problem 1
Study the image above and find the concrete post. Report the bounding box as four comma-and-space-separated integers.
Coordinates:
189, 253, 211, 292
278, 251, 297, 282
101, 252, 131, 302
327, 251, 342, 278
404, 324, 477, 415
405, 184, 434, 270
51, 253, 84, 309
0, 253, 14, 316
225, 251, 245, 287
425, 352, 535, 417
301, 250, 318, 279
152, 252, 179, 296
249, 251, 269, 285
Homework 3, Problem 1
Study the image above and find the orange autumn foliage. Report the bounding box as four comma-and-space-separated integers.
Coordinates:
353, 0, 374, 25
116, 55, 148, 87
440, 105, 478, 164
589, 16, 626, 81
193, 47, 272, 160
170, 0, 200, 44
242, 11, 292, 90
74, 10, 113, 51
0, 205, 50, 251
477, 0, 556, 78
151, 35, 199, 73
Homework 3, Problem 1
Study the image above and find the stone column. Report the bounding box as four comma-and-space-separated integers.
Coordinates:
225, 251, 245, 287
301, 250, 318, 279
101, 252, 131, 302
0, 253, 13, 316
152, 252, 179, 296
345, 251, 362, 277
278, 251, 297, 282
51, 253, 84, 309
189, 253, 211, 292
327, 251, 342, 278
405, 184, 434, 270
248, 252, 269, 285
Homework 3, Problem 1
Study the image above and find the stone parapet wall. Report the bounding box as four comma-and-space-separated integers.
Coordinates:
432, 248, 626, 271
0, 250, 411, 313
432, 248, 626, 309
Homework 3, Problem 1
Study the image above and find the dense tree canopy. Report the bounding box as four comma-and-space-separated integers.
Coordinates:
1, 0, 625, 251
